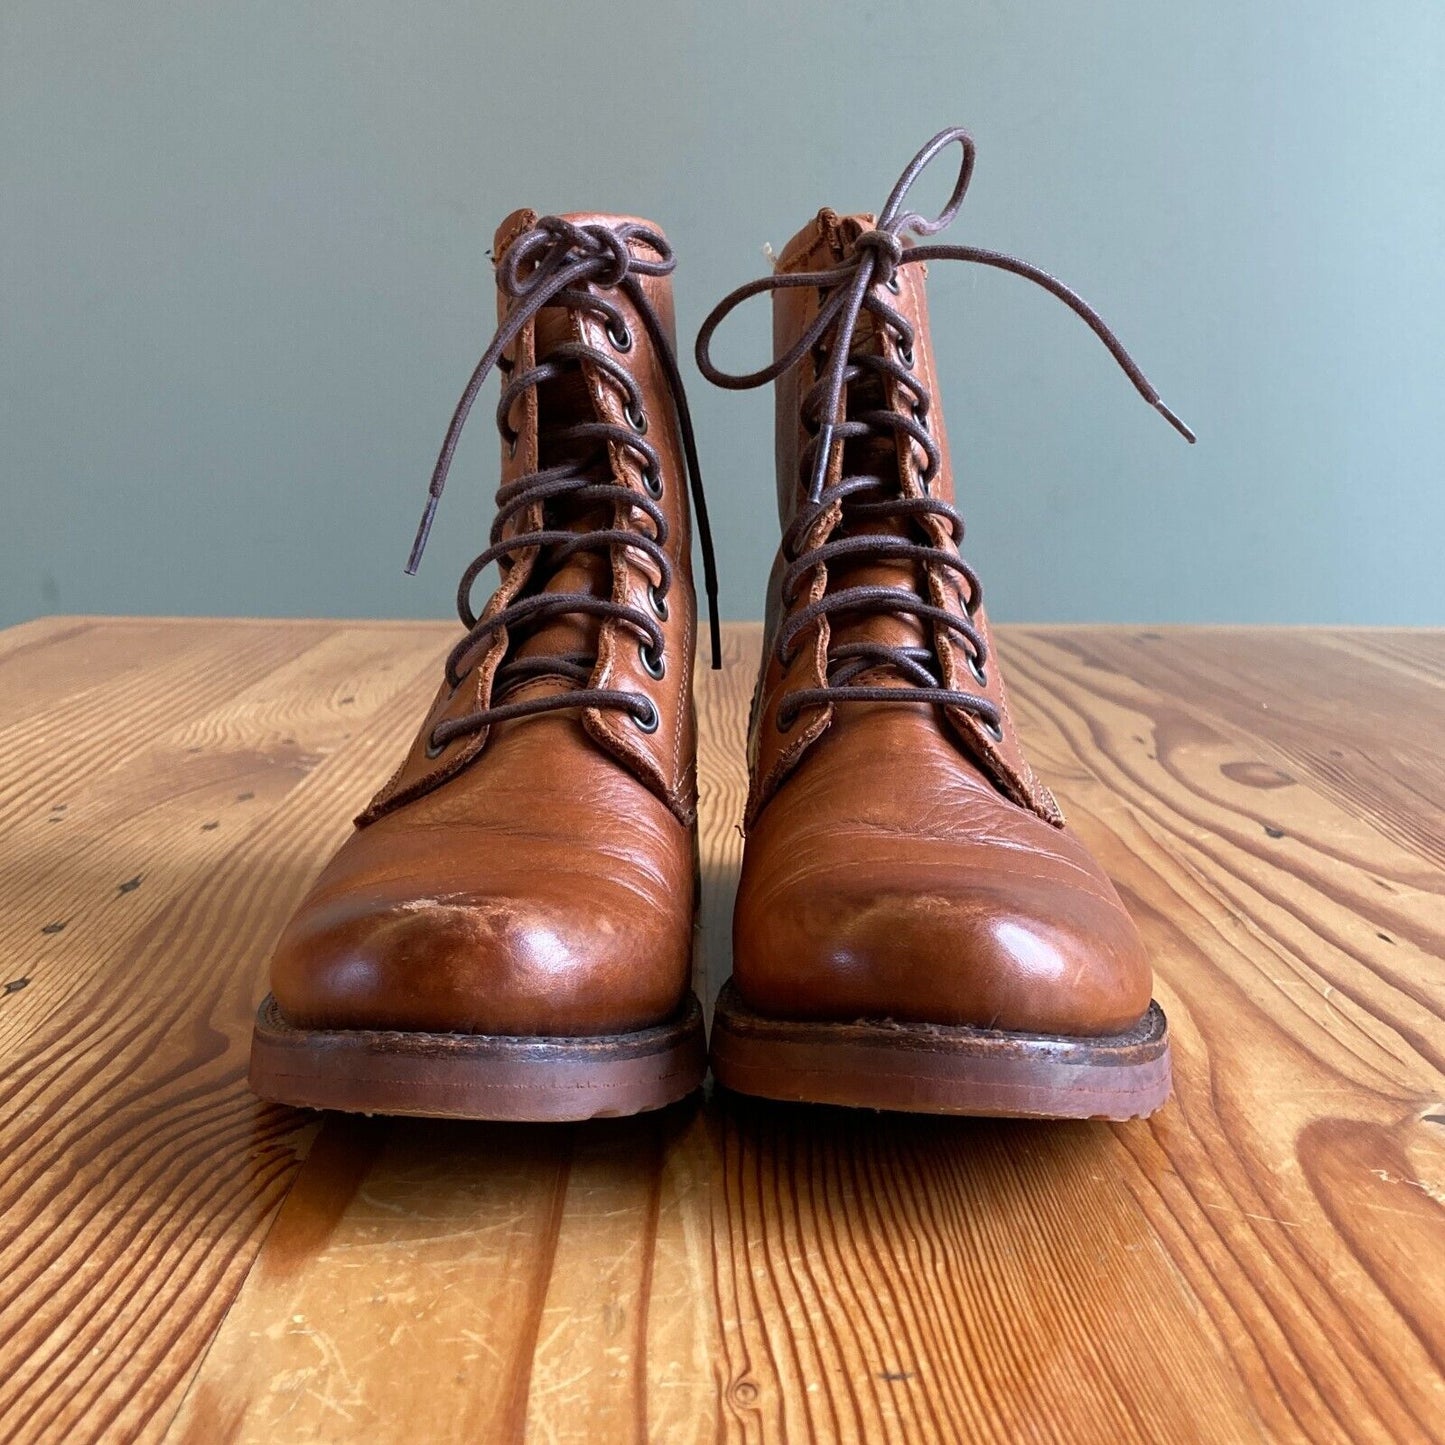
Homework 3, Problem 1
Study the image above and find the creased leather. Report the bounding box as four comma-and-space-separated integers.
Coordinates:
733, 701, 1149, 1035
272, 710, 695, 1035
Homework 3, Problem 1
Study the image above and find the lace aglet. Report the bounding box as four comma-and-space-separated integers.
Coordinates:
807, 423, 836, 503
405, 494, 441, 575
1154, 400, 1196, 445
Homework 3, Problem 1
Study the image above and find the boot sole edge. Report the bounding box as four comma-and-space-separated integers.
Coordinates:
248, 992, 707, 1121
709, 979, 1172, 1120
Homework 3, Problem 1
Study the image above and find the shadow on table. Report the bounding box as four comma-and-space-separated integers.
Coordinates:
261, 1078, 1127, 1268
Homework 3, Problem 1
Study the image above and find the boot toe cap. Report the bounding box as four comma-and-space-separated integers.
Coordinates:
269, 833, 689, 1038
733, 818, 1152, 1038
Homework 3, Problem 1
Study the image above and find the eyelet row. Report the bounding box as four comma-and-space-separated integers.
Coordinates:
616, 315, 656, 498
622, 298, 660, 724
601, 309, 666, 735
604, 313, 650, 448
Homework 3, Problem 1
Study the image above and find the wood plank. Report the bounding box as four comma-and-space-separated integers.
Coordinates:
1000, 627, 1445, 1443
1, 621, 1441, 1443
167, 1108, 724, 1444
711, 1104, 1264, 1443
0, 620, 449, 1442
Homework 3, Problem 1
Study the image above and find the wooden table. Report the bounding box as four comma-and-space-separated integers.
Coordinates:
1, 618, 1442, 1444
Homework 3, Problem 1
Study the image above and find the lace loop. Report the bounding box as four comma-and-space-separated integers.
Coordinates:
696, 125, 1194, 505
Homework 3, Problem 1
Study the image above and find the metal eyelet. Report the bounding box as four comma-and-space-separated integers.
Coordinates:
506, 435, 518, 459
643, 465, 663, 499
608, 321, 633, 352
425, 729, 447, 759
632, 696, 660, 732
647, 583, 669, 620
775, 707, 797, 734
983, 716, 1004, 742
967, 652, 988, 688
885, 275, 902, 295
898, 340, 914, 368
625, 400, 648, 434
639, 641, 666, 680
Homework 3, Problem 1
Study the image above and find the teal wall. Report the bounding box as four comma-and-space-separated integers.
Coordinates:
3, 1, 1442, 627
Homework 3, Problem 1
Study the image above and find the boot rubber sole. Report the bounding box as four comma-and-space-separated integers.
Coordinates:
709, 979, 1171, 1120
249, 992, 707, 1122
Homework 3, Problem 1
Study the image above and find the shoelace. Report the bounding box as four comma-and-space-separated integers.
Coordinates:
695, 126, 1193, 732
406, 216, 721, 751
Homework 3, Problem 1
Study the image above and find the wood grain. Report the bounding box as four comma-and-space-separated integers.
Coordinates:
0, 618, 1440, 1443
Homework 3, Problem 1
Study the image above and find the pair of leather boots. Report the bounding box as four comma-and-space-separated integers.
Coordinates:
249, 129, 1191, 1123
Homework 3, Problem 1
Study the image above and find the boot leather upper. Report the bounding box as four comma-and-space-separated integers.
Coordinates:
269, 213, 699, 1037
732, 212, 1153, 1037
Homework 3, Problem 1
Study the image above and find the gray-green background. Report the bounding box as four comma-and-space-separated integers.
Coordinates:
4, 1, 1442, 629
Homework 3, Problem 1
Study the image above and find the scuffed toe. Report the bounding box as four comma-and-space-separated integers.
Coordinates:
733, 752, 1152, 1038
269, 806, 691, 1038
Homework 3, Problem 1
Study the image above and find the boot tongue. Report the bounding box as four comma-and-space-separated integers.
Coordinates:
506, 306, 615, 683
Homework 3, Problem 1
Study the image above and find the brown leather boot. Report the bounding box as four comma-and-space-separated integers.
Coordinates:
249, 211, 719, 1120
697, 129, 1192, 1119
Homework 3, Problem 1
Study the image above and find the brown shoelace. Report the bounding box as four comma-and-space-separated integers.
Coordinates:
696, 126, 1193, 731
407, 216, 720, 749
